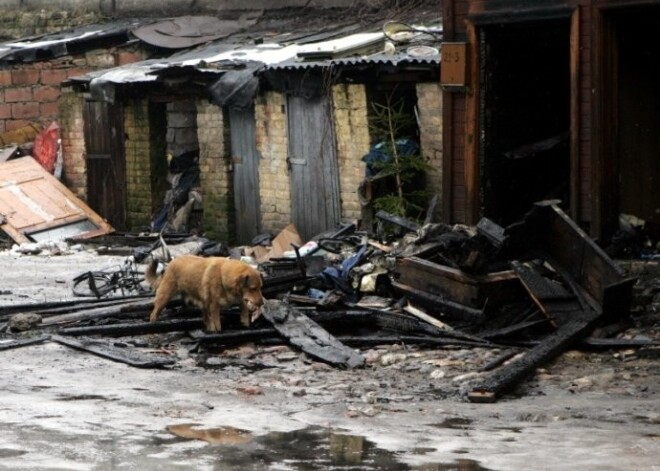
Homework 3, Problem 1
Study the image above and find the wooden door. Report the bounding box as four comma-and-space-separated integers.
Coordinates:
286, 95, 341, 241
229, 106, 261, 244
83, 101, 127, 230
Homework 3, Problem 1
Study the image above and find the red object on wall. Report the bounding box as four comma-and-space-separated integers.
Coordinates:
33, 121, 60, 174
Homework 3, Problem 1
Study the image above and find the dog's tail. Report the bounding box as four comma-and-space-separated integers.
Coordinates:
145, 259, 162, 290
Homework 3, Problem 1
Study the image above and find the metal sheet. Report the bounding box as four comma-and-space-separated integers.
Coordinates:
132, 16, 255, 49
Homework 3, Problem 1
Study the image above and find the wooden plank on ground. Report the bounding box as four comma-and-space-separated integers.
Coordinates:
468, 306, 601, 403
0, 336, 50, 351
261, 299, 365, 369
51, 335, 175, 368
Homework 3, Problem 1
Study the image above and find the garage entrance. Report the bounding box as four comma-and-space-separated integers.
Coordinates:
479, 18, 571, 226
602, 7, 660, 239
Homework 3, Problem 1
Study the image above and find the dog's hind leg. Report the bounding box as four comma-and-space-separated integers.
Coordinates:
149, 276, 176, 323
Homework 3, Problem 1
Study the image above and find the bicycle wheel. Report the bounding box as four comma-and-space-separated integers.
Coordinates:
72, 272, 114, 298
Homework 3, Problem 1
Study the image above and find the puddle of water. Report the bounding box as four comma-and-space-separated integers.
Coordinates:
164, 425, 494, 470
166, 423, 253, 445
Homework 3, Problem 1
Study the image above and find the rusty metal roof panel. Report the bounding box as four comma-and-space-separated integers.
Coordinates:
0, 157, 114, 243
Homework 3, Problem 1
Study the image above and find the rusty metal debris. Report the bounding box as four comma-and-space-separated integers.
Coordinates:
1, 200, 655, 400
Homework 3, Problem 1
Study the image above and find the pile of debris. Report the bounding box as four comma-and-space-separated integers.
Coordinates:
1, 200, 657, 403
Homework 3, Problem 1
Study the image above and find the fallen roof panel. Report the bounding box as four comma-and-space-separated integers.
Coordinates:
0, 157, 114, 244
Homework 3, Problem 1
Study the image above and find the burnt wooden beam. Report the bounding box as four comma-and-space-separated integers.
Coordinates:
478, 349, 521, 372
375, 210, 420, 233
337, 335, 496, 349
0, 295, 151, 321
390, 280, 484, 322
57, 319, 204, 337
261, 299, 365, 369
51, 335, 176, 368
41, 299, 154, 326
479, 318, 549, 341
0, 335, 50, 351
194, 328, 280, 346
468, 307, 601, 403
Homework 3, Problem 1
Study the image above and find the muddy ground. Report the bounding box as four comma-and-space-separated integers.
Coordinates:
0, 247, 658, 471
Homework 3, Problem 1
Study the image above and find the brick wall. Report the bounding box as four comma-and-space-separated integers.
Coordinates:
0, 43, 148, 135
124, 99, 159, 230
332, 83, 370, 223
197, 100, 233, 241
255, 91, 291, 235
416, 82, 444, 221
57, 89, 87, 199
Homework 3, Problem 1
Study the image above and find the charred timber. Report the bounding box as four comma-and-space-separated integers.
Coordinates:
375, 210, 420, 233
468, 308, 601, 403
57, 319, 205, 337
262, 299, 365, 369
51, 335, 176, 368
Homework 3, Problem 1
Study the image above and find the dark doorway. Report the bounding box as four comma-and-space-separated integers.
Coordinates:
83, 101, 127, 230
611, 8, 660, 232
480, 19, 571, 226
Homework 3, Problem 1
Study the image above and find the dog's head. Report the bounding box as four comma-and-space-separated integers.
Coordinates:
233, 264, 264, 320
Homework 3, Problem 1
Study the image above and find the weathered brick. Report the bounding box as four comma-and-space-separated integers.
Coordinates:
41, 68, 68, 85
40, 101, 59, 118
0, 103, 11, 119
0, 70, 11, 86
5, 87, 33, 102
12, 102, 39, 119
34, 86, 60, 102
11, 68, 40, 85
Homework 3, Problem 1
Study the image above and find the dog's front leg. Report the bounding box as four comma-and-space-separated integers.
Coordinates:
204, 301, 222, 332
240, 303, 250, 327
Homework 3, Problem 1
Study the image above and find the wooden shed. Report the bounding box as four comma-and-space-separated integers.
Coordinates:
441, 0, 660, 243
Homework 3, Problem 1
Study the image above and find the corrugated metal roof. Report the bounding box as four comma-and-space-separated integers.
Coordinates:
0, 20, 147, 63
71, 27, 439, 88
267, 25, 441, 71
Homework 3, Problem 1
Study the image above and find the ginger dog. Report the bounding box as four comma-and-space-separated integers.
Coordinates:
145, 255, 264, 331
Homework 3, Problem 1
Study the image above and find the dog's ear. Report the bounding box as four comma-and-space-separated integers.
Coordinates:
242, 274, 250, 288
